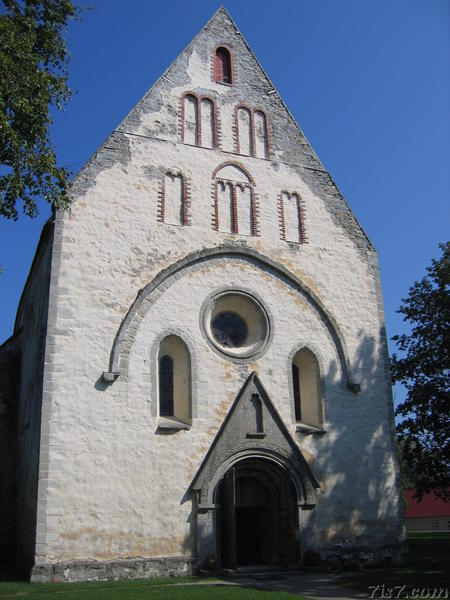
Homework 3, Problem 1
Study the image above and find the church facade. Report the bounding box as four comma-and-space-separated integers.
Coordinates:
0, 8, 405, 582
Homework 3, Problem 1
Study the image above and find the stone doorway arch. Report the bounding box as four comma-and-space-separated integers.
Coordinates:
190, 373, 319, 569
216, 457, 300, 569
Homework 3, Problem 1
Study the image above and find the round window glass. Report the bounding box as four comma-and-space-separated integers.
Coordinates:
202, 290, 271, 360
211, 311, 248, 347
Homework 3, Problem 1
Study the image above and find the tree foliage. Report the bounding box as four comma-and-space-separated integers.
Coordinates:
391, 242, 450, 501
0, 0, 76, 220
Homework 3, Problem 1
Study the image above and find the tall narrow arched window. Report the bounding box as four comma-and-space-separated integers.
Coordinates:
158, 335, 191, 423
254, 110, 268, 159
292, 363, 301, 421
237, 107, 252, 156
158, 171, 190, 226
164, 172, 184, 225
292, 348, 322, 427
235, 184, 252, 236
159, 355, 174, 416
284, 192, 301, 242
183, 94, 198, 145
217, 180, 233, 233
200, 98, 215, 149
215, 47, 232, 84
279, 191, 306, 243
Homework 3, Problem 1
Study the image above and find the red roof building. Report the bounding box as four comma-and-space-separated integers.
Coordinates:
405, 490, 450, 533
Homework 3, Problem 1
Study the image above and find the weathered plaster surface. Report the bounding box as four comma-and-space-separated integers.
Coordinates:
5, 7, 404, 580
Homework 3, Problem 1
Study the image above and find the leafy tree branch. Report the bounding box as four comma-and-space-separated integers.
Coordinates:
0, 0, 77, 220
392, 242, 450, 501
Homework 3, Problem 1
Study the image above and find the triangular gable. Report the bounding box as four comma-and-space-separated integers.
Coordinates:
190, 372, 319, 507
117, 6, 324, 168
70, 6, 371, 252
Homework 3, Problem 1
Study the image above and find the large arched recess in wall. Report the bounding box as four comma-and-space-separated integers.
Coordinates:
102, 245, 360, 391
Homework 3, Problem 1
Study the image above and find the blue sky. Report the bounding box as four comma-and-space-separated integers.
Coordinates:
0, 0, 449, 407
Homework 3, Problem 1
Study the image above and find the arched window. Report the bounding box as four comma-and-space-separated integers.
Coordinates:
164, 172, 183, 225
159, 355, 174, 416
235, 106, 270, 158
183, 94, 198, 146
212, 163, 258, 236
158, 335, 191, 423
158, 171, 190, 226
182, 93, 217, 149
235, 184, 252, 236
200, 98, 215, 149
237, 107, 252, 156
215, 47, 232, 84
217, 180, 233, 233
254, 110, 268, 159
292, 363, 301, 421
292, 348, 322, 427
278, 191, 306, 243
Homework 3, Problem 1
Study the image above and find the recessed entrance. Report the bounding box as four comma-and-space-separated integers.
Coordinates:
236, 477, 270, 565
216, 458, 299, 569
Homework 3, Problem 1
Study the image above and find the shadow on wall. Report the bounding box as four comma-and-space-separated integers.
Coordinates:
0, 332, 21, 573
0, 322, 405, 574
181, 325, 405, 564
307, 327, 404, 549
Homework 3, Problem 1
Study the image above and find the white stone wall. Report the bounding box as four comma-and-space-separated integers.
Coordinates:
32, 8, 403, 567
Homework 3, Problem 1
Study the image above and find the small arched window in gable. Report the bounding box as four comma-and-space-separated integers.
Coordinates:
235, 184, 252, 236
292, 348, 322, 427
158, 172, 190, 226
164, 172, 183, 225
254, 110, 268, 159
237, 107, 252, 156
279, 191, 306, 243
200, 98, 215, 149
158, 335, 191, 424
217, 180, 233, 233
215, 47, 232, 84
183, 94, 198, 146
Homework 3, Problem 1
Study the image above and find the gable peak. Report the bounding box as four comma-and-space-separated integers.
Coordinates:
208, 6, 237, 27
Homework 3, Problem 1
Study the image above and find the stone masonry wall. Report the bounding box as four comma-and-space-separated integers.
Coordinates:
13, 222, 54, 573
25, 8, 403, 579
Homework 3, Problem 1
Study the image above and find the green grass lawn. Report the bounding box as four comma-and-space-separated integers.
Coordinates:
1, 535, 448, 599
338, 534, 450, 598
0, 576, 307, 599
